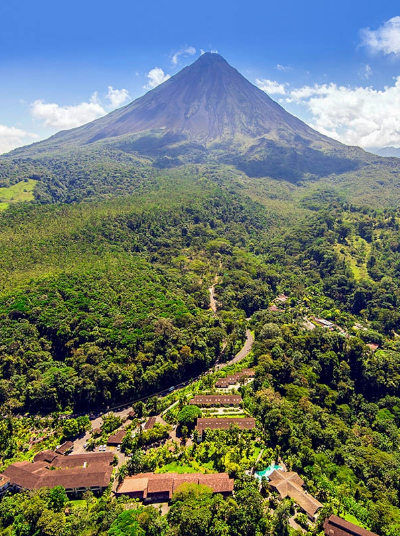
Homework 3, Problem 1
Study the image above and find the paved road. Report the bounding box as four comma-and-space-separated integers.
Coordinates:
70, 275, 254, 457
72, 406, 134, 455
215, 329, 254, 370
208, 274, 219, 313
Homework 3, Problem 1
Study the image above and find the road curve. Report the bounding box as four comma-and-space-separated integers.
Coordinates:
215, 329, 254, 370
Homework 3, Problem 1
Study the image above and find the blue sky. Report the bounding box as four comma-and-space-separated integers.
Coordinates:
1, 0, 400, 152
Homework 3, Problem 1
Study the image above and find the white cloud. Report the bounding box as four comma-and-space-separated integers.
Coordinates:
256, 78, 287, 95
286, 77, 400, 148
256, 72, 400, 148
361, 16, 400, 55
144, 67, 171, 90
106, 86, 130, 108
30, 86, 130, 131
31, 94, 106, 130
171, 46, 196, 65
276, 64, 291, 72
0, 125, 39, 154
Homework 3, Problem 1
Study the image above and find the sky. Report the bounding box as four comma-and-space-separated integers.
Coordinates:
1, 0, 400, 153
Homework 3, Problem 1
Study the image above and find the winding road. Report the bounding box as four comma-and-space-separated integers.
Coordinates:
72, 274, 254, 454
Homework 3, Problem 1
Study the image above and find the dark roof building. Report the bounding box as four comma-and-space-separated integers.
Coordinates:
143, 417, 157, 430
116, 472, 234, 502
107, 429, 127, 446
269, 470, 323, 520
189, 395, 242, 406
323, 515, 378, 536
215, 369, 255, 388
55, 441, 74, 455
195, 417, 255, 438
1, 451, 114, 495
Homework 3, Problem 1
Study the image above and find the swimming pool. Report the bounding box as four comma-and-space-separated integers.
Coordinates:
254, 463, 283, 480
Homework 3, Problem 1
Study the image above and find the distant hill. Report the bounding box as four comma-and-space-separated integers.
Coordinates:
368, 146, 400, 158
1, 53, 400, 205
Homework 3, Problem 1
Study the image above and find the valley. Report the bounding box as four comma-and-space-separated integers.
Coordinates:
0, 53, 399, 536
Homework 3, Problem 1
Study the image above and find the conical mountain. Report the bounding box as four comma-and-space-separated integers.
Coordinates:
42, 52, 339, 148
4, 53, 383, 190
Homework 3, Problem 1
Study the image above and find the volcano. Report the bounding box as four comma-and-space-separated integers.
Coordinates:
40, 52, 341, 147
4, 53, 383, 186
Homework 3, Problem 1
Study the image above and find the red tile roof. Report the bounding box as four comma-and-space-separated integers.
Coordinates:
143, 417, 157, 430
33, 450, 58, 463
215, 369, 255, 388
190, 395, 242, 406
195, 417, 255, 433
107, 429, 127, 445
269, 470, 322, 519
2, 451, 114, 491
116, 472, 234, 500
55, 441, 74, 455
323, 515, 378, 536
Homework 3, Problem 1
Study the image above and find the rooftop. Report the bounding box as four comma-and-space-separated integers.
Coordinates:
55, 441, 74, 455
196, 417, 255, 433
323, 515, 378, 536
189, 395, 242, 406
116, 472, 234, 500
215, 369, 255, 387
107, 429, 127, 445
2, 451, 114, 491
269, 470, 322, 519
143, 416, 157, 430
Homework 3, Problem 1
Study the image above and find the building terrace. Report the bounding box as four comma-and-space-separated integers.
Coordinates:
215, 368, 255, 389
107, 429, 127, 446
115, 472, 234, 502
269, 469, 323, 521
195, 417, 255, 439
0, 451, 114, 496
189, 395, 242, 406
323, 515, 378, 536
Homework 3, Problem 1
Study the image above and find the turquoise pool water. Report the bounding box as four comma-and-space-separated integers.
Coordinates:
255, 463, 282, 480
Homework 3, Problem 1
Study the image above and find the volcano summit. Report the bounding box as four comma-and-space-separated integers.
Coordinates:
2, 53, 394, 198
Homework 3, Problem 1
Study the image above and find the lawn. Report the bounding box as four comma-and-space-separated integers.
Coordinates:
156, 461, 213, 474
344, 513, 367, 529
0, 179, 37, 211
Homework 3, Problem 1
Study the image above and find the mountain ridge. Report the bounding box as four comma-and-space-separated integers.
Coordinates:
1, 52, 399, 205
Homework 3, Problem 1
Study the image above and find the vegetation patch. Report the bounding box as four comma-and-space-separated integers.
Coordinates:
0, 178, 36, 211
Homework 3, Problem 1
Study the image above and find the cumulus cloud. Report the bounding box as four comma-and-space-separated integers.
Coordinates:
144, 67, 171, 89
256, 78, 287, 95
256, 74, 400, 149
0, 125, 39, 154
361, 16, 400, 55
106, 86, 130, 108
172, 46, 196, 65
287, 78, 400, 148
30, 86, 130, 131
31, 94, 106, 130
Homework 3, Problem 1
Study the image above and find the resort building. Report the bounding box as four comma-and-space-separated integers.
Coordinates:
55, 441, 73, 455
115, 472, 234, 502
0, 451, 114, 496
269, 469, 323, 521
0, 475, 10, 497
195, 417, 255, 439
313, 318, 334, 330
143, 416, 157, 430
323, 515, 378, 536
107, 429, 127, 446
189, 395, 242, 406
215, 368, 255, 389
